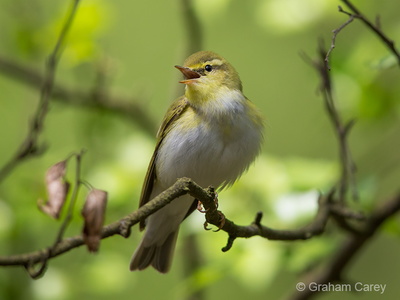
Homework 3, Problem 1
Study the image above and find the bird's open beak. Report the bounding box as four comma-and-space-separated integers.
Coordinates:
175, 65, 200, 84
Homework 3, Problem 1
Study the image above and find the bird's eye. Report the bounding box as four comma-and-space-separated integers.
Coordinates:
204, 65, 213, 72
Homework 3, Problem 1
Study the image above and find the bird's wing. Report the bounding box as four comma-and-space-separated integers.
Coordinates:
138, 96, 189, 230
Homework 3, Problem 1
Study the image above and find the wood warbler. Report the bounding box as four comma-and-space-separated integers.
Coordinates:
130, 51, 264, 273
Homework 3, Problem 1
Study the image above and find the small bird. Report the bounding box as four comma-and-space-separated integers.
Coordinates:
130, 51, 264, 273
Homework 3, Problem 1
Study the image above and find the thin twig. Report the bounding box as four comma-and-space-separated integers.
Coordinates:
326, 1, 400, 69
0, 0, 82, 183
325, 6, 355, 70
54, 150, 85, 244
340, 0, 400, 66
305, 44, 358, 202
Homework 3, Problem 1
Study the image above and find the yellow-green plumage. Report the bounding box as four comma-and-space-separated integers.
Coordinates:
130, 51, 264, 273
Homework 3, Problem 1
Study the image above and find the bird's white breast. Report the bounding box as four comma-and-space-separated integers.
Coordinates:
156, 90, 263, 190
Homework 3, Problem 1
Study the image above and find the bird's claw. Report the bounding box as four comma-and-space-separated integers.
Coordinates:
203, 221, 211, 230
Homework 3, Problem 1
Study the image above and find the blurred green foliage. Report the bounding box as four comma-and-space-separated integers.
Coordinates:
0, 0, 399, 300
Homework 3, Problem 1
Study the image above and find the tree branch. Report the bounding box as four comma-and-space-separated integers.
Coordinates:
0, 178, 363, 271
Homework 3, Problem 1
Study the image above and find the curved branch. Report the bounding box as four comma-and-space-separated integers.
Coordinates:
0, 178, 363, 269
202, 190, 335, 252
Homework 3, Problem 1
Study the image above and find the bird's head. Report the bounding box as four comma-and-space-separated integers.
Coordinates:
175, 51, 242, 104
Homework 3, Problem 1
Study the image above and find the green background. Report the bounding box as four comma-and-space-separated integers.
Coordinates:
0, 0, 399, 299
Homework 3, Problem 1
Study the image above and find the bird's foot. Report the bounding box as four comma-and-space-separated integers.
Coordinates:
200, 190, 223, 230
203, 211, 226, 232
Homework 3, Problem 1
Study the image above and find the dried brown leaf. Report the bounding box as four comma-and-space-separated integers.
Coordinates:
38, 161, 69, 219
38, 180, 70, 219
82, 189, 108, 252
46, 161, 67, 183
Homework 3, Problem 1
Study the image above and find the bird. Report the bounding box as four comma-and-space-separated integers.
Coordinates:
130, 51, 264, 273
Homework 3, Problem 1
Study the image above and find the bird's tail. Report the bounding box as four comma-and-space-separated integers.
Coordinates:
129, 229, 179, 273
